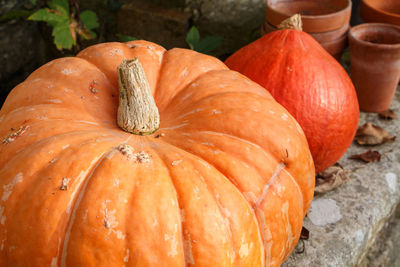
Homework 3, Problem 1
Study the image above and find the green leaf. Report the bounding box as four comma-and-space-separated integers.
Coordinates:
116, 34, 137, 42
186, 26, 200, 50
87, 29, 97, 39
80, 10, 99, 30
80, 29, 97, 40
28, 8, 67, 25
52, 22, 74, 50
0, 10, 33, 22
195, 35, 222, 54
48, 0, 69, 16
30, 0, 37, 5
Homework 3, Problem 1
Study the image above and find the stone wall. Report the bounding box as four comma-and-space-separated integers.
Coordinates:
185, 0, 265, 56
117, 0, 265, 57
0, 0, 45, 104
0, 0, 268, 103
0, 0, 364, 104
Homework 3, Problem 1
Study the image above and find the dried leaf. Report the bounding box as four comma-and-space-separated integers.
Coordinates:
69, 20, 78, 43
379, 109, 397, 120
349, 150, 381, 163
300, 227, 309, 240
355, 123, 395, 145
295, 240, 305, 254
315, 164, 349, 194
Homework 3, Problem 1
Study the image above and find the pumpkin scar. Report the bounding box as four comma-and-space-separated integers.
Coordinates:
61, 68, 75, 75
2, 125, 29, 144
102, 203, 117, 229
160, 123, 188, 130
183, 231, 195, 265
124, 249, 130, 263
2, 172, 23, 202
171, 159, 182, 166
118, 144, 151, 163
132, 151, 150, 163
102, 201, 126, 240
282, 201, 294, 250
89, 80, 99, 93
118, 144, 134, 156
254, 162, 286, 209
154, 132, 165, 138
60, 178, 71, 190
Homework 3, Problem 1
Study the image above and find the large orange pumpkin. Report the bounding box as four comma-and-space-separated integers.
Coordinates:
0, 40, 314, 266
225, 16, 360, 173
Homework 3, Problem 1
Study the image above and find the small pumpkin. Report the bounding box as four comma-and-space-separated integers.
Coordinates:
225, 15, 359, 173
0, 40, 314, 266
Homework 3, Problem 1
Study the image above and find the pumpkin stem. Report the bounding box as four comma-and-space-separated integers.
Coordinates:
117, 58, 160, 135
278, 14, 303, 31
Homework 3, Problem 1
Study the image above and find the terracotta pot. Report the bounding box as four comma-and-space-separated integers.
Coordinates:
320, 32, 348, 60
312, 23, 349, 42
265, 0, 352, 33
361, 0, 400, 26
261, 21, 349, 60
348, 23, 400, 112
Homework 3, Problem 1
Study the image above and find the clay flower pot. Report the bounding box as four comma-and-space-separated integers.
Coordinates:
361, 0, 400, 26
265, 0, 351, 33
348, 23, 400, 112
261, 21, 349, 60
320, 32, 348, 60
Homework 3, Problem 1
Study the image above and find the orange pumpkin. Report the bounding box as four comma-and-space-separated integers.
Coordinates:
0, 40, 314, 266
225, 15, 360, 173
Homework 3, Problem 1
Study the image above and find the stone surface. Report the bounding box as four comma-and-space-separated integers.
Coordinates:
362, 205, 400, 266
190, 0, 264, 27
283, 90, 400, 266
186, 0, 265, 56
1, 0, 267, 100
388, 208, 400, 267
120, 0, 185, 8
117, 0, 190, 50
116, 0, 266, 57
0, 1, 45, 104
0, 0, 26, 15
0, 21, 41, 81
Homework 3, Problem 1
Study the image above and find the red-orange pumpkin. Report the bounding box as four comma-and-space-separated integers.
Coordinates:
225, 18, 359, 173
0, 40, 314, 266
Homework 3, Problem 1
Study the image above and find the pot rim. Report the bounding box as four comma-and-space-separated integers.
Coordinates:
348, 23, 400, 49
361, 0, 400, 19
266, 0, 351, 20
320, 30, 348, 45
262, 21, 349, 43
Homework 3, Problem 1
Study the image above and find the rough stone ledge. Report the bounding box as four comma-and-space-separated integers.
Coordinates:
283, 90, 400, 267
362, 204, 400, 266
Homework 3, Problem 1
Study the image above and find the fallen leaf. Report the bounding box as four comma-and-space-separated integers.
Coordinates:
315, 164, 349, 194
379, 109, 397, 120
300, 227, 309, 240
295, 240, 305, 254
349, 150, 381, 163
354, 123, 395, 145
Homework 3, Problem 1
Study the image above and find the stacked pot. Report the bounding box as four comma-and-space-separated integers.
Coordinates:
360, 0, 400, 26
349, 0, 400, 112
262, 0, 352, 60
